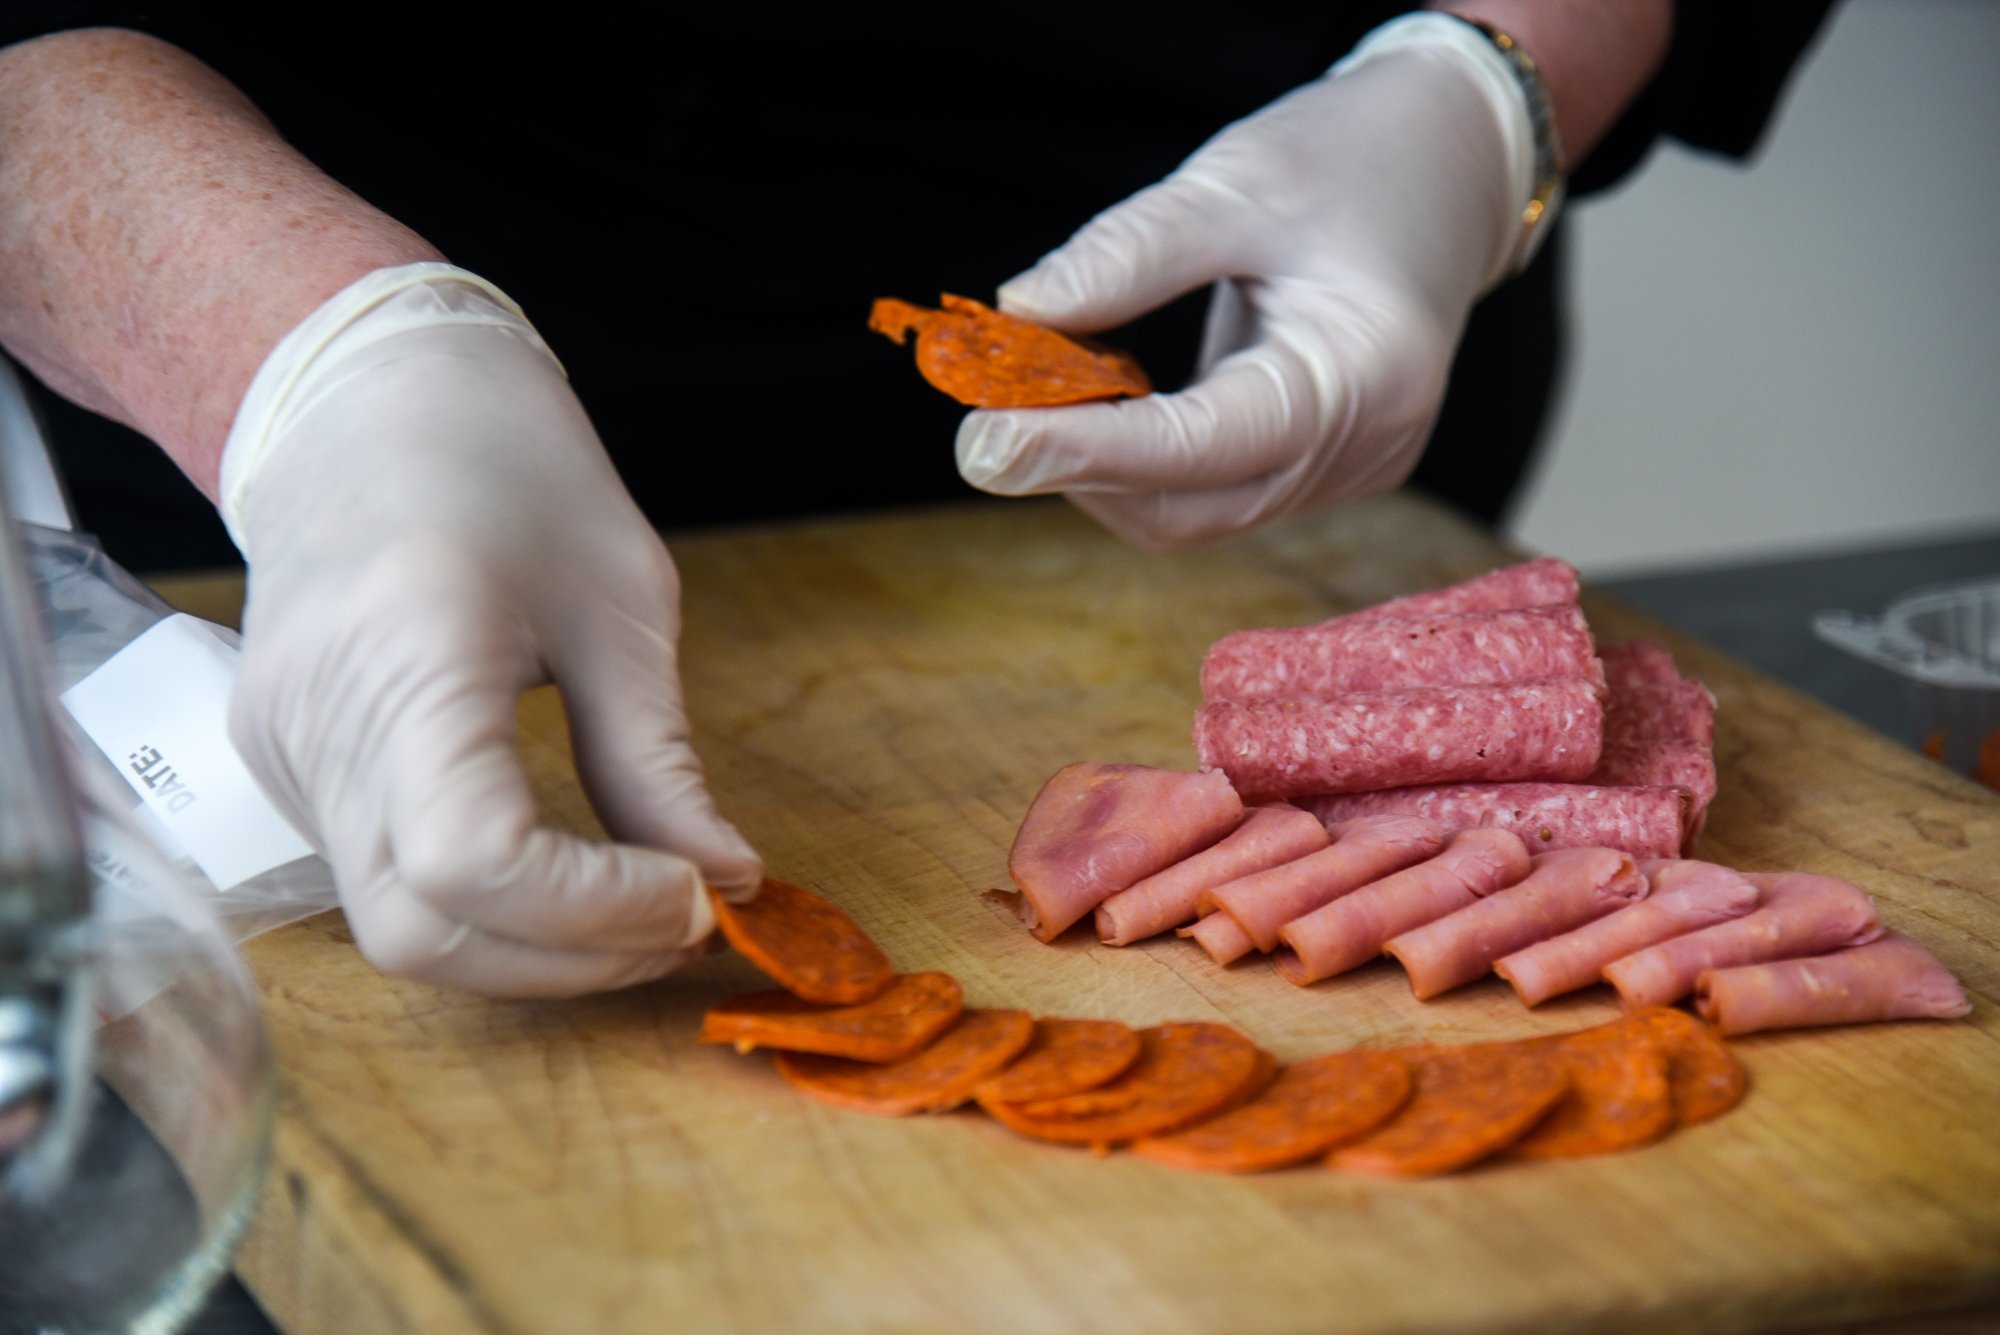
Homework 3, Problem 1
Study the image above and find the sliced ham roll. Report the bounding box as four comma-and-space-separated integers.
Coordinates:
1300, 782, 1687, 860
1094, 804, 1329, 946
1495, 859, 1759, 1006
1202, 816, 1447, 954
1693, 932, 1971, 1035
1007, 763, 1244, 943
1383, 848, 1647, 1001
1182, 911, 1258, 967
1603, 871, 1883, 1009
1274, 829, 1530, 986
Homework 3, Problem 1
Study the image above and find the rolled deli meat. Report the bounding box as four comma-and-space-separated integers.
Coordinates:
1604, 678, 1716, 747
1200, 606, 1601, 702
1599, 640, 1683, 693
1495, 859, 1760, 1006
1333, 558, 1579, 625
1300, 783, 1687, 860
1095, 803, 1330, 947
1693, 932, 1971, 1035
1383, 848, 1647, 1001
1603, 871, 1883, 1009
1275, 828, 1531, 985
1204, 815, 1447, 953
1194, 679, 1603, 800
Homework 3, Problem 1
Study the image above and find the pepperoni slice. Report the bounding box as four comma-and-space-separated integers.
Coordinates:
708, 879, 894, 1006
869, 294, 1151, 408
980, 1022, 1270, 1150
1625, 1006, 1746, 1125
698, 972, 963, 1064
1329, 1042, 1568, 1178
1131, 1049, 1412, 1173
971, 1018, 1142, 1104
1506, 1019, 1674, 1160
776, 1009, 1036, 1115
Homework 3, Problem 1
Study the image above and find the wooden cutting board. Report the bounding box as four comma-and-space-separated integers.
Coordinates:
157, 494, 2000, 1334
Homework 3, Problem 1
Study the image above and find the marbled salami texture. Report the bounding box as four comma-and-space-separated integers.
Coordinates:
1299, 783, 1687, 859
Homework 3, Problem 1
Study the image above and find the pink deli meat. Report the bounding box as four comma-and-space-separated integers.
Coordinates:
1203, 815, 1447, 953
1599, 640, 1683, 694
1333, 558, 1579, 625
1094, 804, 1329, 946
1008, 763, 1245, 942
1586, 740, 1717, 814
1603, 871, 1883, 1009
1300, 783, 1687, 860
1382, 847, 1647, 1001
1200, 606, 1602, 702
1274, 828, 1530, 986
1603, 678, 1716, 747
1494, 858, 1760, 1007
1194, 679, 1603, 800
1693, 932, 1971, 1035
1182, 910, 1259, 966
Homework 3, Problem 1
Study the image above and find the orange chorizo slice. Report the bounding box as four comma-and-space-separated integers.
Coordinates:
1328, 1041, 1568, 1178
1506, 1019, 1673, 1160
980, 1022, 1270, 1150
971, 1017, 1142, 1104
775, 1008, 1036, 1115
868, 293, 1151, 409
1132, 1048, 1413, 1174
1626, 1005, 1746, 1125
708, 879, 894, 1006
698, 972, 963, 1064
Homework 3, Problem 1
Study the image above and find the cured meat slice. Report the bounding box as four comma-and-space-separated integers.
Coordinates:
1274, 828, 1531, 986
698, 972, 965, 1063
1694, 932, 1971, 1036
1095, 803, 1329, 946
1200, 606, 1602, 702
1131, 1049, 1412, 1173
972, 1018, 1142, 1103
1599, 640, 1682, 693
1505, 1017, 1674, 1160
708, 879, 894, 1005
1625, 1006, 1746, 1125
775, 1009, 1036, 1115
979, 1022, 1271, 1149
1202, 815, 1447, 953
1495, 859, 1759, 1006
1382, 847, 1647, 1001
1604, 678, 1717, 746
1328, 1041, 1569, 1177
1008, 762, 1245, 942
1194, 679, 1603, 800
1181, 910, 1258, 966
868, 293, 1150, 408
1586, 740, 1717, 818
1334, 558, 1580, 625
1603, 872, 1883, 1009
1299, 783, 1687, 859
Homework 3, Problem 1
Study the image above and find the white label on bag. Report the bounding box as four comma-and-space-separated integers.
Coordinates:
61, 614, 313, 890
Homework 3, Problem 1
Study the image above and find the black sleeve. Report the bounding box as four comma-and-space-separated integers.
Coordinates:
1572, 1, 1840, 196
0, 5, 154, 48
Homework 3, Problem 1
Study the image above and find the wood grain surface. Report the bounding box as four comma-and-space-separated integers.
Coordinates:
155, 494, 2000, 1335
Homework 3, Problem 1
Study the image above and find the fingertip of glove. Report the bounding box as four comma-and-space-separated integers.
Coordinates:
955, 411, 1029, 490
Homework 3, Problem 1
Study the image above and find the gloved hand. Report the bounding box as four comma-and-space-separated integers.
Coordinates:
220, 263, 762, 997
956, 13, 1544, 551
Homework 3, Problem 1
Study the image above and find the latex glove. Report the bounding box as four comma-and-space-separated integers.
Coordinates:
220, 263, 762, 997
956, 14, 1543, 551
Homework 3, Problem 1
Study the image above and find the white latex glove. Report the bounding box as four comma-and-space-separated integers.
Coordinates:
956, 13, 1544, 551
220, 263, 762, 997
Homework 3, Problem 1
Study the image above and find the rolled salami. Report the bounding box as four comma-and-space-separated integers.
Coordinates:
1495, 859, 1759, 1007
1604, 678, 1716, 747
1603, 871, 1883, 1009
1194, 679, 1603, 800
1203, 815, 1446, 953
1200, 606, 1601, 702
1274, 828, 1531, 986
1693, 932, 1971, 1035
1334, 557, 1579, 625
1300, 783, 1687, 860
1383, 848, 1647, 1001
1095, 803, 1330, 946
1599, 640, 1682, 694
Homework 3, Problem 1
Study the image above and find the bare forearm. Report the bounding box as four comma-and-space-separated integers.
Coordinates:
1427, 0, 1674, 164
0, 28, 439, 497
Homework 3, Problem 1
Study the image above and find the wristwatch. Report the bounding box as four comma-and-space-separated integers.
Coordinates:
1448, 14, 1569, 273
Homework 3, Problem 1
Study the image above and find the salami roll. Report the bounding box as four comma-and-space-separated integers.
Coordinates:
1604, 678, 1716, 747
1693, 932, 1971, 1035
1200, 606, 1602, 702
1586, 739, 1717, 811
1095, 803, 1330, 947
1599, 640, 1682, 694
1194, 679, 1603, 800
1334, 557, 1579, 625
1300, 782, 1688, 860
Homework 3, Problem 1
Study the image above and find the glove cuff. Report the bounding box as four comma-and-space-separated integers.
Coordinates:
218, 262, 559, 552
1335, 11, 1557, 291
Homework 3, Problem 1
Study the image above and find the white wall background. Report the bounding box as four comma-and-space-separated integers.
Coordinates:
1507, 0, 2000, 577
